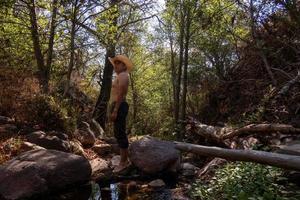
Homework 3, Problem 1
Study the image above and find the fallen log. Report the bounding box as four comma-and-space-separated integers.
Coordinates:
221, 123, 300, 139
188, 120, 300, 141
174, 141, 300, 171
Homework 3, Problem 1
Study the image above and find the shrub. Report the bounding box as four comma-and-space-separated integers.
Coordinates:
190, 162, 300, 200
26, 95, 78, 134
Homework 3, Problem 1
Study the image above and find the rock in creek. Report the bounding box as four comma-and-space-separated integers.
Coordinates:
92, 143, 111, 156
148, 179, 166, 190
129, 136, 180, 174
26, 131, 71, 152
73, 128, 95, 147
0, 149, 91, 200
89, 158, 111, 181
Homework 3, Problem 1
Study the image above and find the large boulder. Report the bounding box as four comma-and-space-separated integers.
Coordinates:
0, 124, 18, 140
129, 136, 180, 174
26, 131, 71, 152
0, 149, 91, 200
73, 128, 95, 147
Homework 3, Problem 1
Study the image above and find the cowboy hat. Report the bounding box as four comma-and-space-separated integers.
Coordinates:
108, 55, 133, 72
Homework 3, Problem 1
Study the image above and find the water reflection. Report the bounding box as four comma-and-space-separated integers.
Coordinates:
41, 181, 172, 200
89, 183, 101, 200
88, 182, 172, 200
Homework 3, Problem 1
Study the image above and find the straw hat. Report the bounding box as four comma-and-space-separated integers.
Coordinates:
108, 55, 133, 72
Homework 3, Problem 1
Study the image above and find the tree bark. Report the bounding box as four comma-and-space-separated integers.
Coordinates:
188, 121, 300, 141
180, 6, 191, 127
168, 28, 176, 120
27, 0, 47, 93
174, 3, 185, 138
260, 52, 277, 86
93, 46, 115, 130
45, 0, 58, 93
64, 0, 79, 96
92, 0, 119, 130
175, 141, 300, 171
221, 123, 300, 139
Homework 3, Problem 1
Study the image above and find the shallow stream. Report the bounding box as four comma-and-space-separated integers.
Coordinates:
44, 181, 173, 200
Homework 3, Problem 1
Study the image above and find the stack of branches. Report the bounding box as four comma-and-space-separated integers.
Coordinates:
185, 117, 300, 148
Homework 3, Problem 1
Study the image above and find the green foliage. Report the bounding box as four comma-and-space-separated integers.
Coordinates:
190, 162, 300, 200
27, 95, 78, 134
0, 6, 34, 68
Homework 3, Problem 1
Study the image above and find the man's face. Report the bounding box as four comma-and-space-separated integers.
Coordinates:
114, 60, 127, 73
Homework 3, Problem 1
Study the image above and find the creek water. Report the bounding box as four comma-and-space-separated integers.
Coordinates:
44, 181, 173, 200
89, 182, 172, 200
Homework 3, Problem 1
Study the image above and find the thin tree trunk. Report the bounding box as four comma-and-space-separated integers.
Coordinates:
64, 0, 79, 96
169, 30, 176, 120
174, 4, 185, 133
260, 52, 277, 85
28, 0, 47, 93
180, 7, 191, 125
45, 0, 58, 93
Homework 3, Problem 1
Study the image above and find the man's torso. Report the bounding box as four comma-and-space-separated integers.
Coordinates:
111, 71, 129, 102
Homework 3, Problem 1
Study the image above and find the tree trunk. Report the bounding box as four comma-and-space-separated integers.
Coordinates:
45, 0, 58, 93
64, 0, 79, 96
180, 6, 191, 129
93, 46, 115, 130
174, 3, 185, 137
169, 31, 176, 119
260, 52, 277, 86
175, 141, 300, 171
92, 0, 119, 130
27, 0, 47, 93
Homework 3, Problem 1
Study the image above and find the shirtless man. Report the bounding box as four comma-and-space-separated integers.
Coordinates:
109, 55, 133, 173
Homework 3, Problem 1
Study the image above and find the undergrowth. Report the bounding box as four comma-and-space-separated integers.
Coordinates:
26, 95, 78, 134
190, 162, 300, 200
